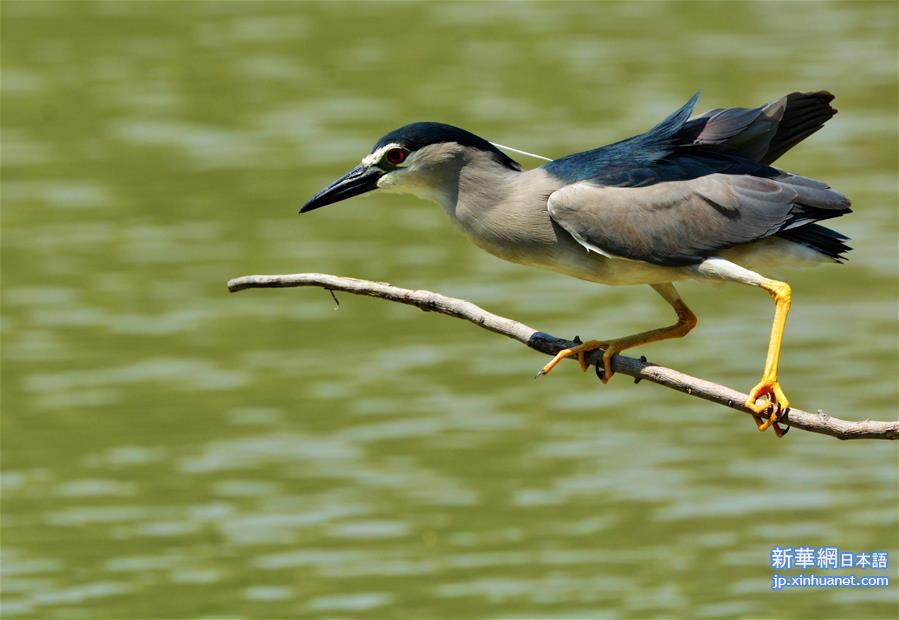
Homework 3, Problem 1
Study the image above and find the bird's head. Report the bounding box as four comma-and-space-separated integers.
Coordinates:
300, 122, 521, 213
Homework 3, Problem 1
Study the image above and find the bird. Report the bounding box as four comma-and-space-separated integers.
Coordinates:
300, 91, 851, 437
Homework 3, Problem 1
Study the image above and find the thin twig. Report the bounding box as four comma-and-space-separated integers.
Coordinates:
326, 289, 340, 309
227, 273, 899, 441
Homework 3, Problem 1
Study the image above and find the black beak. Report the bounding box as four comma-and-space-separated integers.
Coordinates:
299, 165, 383, 214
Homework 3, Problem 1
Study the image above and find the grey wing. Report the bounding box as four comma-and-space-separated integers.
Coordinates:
546, 173, 850, 267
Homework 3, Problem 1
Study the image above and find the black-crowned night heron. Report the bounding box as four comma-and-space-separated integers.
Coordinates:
300, 91, 851, 437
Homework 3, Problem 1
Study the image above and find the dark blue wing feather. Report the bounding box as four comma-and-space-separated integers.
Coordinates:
544, 90, 838, 187
544, 91, 704, 186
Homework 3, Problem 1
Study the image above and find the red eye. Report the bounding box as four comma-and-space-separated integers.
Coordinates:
385, 148, 407, 165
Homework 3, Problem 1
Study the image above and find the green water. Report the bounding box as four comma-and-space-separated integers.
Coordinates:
2, 2, 897, 618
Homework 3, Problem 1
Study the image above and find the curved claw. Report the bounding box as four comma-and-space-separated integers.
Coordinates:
596, 346, 620, 385
744, 379, 790, 437
538, 340, 608, 377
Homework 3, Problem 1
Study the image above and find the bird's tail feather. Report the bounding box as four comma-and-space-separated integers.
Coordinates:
776, 222, 851, 262
678, 91, 837, 165
762, 91, 837, 165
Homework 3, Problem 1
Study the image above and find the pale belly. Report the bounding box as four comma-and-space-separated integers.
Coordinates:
475, 232, 827, 287
472, 232, 694, 286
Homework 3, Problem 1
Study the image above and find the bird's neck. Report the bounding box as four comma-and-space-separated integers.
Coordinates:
439, 151, 522, 215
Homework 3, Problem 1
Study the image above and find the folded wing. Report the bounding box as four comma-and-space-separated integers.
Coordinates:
547, 172, 850, 267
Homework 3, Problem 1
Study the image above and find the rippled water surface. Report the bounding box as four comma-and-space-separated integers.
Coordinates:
2, 2, 897, 618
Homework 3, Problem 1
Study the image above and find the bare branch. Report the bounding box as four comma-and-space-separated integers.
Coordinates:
228, 273, 898, 441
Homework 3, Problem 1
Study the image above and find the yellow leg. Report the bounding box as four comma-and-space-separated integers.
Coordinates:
538, 283, 697, 384
744, 278, 791, 437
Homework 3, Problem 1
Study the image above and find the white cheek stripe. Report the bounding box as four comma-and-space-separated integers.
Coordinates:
362, 143, 403, 167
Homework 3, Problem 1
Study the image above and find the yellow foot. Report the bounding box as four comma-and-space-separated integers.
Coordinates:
744, 378, 790, 438
537, 339, 622, 384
